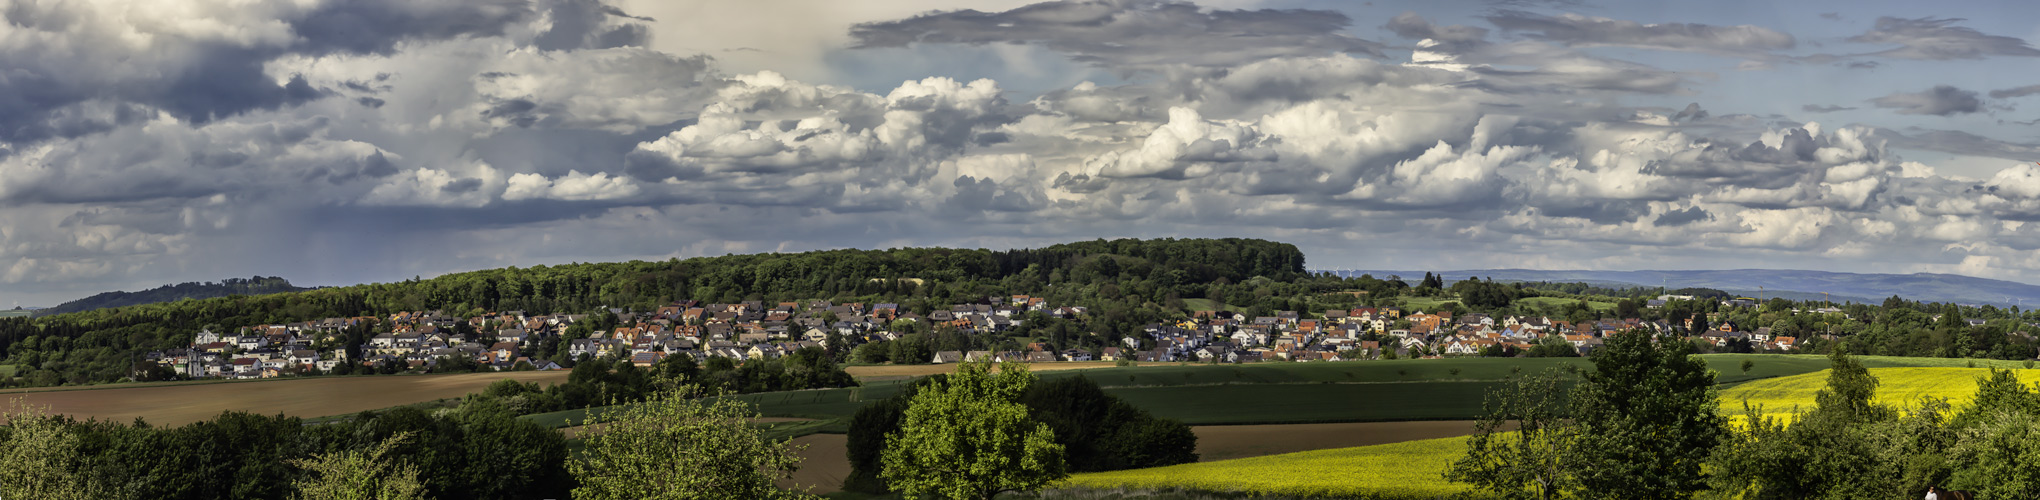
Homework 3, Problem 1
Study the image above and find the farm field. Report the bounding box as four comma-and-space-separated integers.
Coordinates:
785, 434, 851, 494
1719, 366, 2040, 420
1062, 434, 1484, 499
1181, 298, 1225, 311
844, 361, 1122, 379
0, 310, 31, 318
1188, 421, 1486, 462
1516, 296, 1618, 312
2, 371, 569, 427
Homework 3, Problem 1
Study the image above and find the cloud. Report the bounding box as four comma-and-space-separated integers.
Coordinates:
848, 0, 1385, 68
1990, 84, 2040, 99
1868, 85, 1983, 116
1802, 104, 1855, 113
1847, 17, 2040, 60
1484, 10, 1795, 56
1654, 205, 1712, 226
503, 170, 639, 201
1385, 12, 1489, 45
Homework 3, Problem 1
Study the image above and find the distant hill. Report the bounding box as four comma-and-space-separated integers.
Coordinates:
1319, 269, 2040, 307
34, 277, 314, 317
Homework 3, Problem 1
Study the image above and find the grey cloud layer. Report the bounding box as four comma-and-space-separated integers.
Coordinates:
848, 0, 1385, 68
1848, 17, 2040, 60
7, 0, 2040, 303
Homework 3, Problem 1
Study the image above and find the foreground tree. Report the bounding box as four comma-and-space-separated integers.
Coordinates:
882, 361, 1066, 500
1570, 332, 1726, 500
1444, 368, 1581, 500
1449, 330, 1725, 500
291, 432, 428, 500
0, 403, 110, 500
568, 388, 815, 500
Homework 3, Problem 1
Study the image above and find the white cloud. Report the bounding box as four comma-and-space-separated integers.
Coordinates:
503, 170, 639, 201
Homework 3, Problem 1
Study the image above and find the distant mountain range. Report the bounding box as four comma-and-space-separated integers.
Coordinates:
1316, 269, 2040, 307
34, 276, 315, 317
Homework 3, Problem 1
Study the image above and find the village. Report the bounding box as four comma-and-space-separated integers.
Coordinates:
141, 294, 1819, 380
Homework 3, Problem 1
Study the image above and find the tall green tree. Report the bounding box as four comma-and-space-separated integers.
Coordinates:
290, 432, 428, 500
882, 361, 1065, 500
1445, 368, 1582, 500
568, 387, 815, 500
1569, 331, 1726, 500
0, 403, 112, 500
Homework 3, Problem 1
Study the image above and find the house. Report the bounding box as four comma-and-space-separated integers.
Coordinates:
1027, 351, 1057, 363
931, 351, 964, 364
1100, 347, 1124, 361
964, 350, 994, 363
630, 351, 664, 367
1061, 349, 1092, 362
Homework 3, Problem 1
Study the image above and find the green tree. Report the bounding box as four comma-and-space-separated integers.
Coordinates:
290, 432, 428, 500
1445, 368, 1582, 500
1569, 330, 1726, 500
0, 403, 111, 500
882, 361, 1066, 500
568, 387, 815, 500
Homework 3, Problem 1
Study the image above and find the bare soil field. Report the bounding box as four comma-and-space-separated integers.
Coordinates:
844, 361, 1125, 379
1190, 421, 1487, 462
784, 433, 850, 494
0, 371, 570, 427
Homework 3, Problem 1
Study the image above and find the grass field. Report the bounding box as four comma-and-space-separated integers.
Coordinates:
844, 361, 1124, 379
1516, 296, 1618, 313
0, 365, 16, 378
1182, 298, 1226, 311
0, 310, 30, 318
1719, 366, 2040, 420
1063, 435, 1485, 499
3, 371, 570, 427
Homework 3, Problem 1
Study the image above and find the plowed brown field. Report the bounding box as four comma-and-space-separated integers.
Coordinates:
0, 371, 570, 427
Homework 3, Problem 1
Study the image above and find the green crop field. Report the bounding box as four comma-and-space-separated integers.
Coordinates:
1719, 366, 2040, 420
524, 356, 1841, 430
1063, 435, 1487, 499
1515, 296, 1617, 313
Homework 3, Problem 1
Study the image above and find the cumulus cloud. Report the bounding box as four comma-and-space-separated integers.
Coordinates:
15, 0, 2040, 306
1868, 85, 1983, 116
848, 0, 1385, 68
504, 170, 639, 200
1847, 17, 2040, 60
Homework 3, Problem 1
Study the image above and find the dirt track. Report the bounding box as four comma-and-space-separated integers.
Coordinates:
0, 371, 570, 427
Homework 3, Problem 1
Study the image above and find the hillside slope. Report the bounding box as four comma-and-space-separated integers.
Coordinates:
34, 276, 313, 317
1325, 268, 2040, 306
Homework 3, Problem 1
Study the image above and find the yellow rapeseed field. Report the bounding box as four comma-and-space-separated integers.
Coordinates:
1717, 367, 2040, 421
1061, 435, 1484, 499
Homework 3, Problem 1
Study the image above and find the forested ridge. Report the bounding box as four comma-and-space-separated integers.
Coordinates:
33, 276, 312, 318
0, 238, 1304, 385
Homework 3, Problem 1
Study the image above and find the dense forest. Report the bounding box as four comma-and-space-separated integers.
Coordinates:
33, 276, 312, 317
0, 238, 1306, 385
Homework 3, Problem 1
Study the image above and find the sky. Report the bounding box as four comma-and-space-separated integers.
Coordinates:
6, 0, 2040, 306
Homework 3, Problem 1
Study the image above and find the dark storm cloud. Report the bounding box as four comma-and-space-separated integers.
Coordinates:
1654, 206, 1712, 226
290, 0, 535, 55
848, 0, 1385, 68
0, 0, 545, 146
1848, 17, 2040, 60
1990, 84, 2040, 99
1484, 9, 1795, 55
1868, 85, 1983, 116
531, 0, 655, 50
1385, 12, 1489, 44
